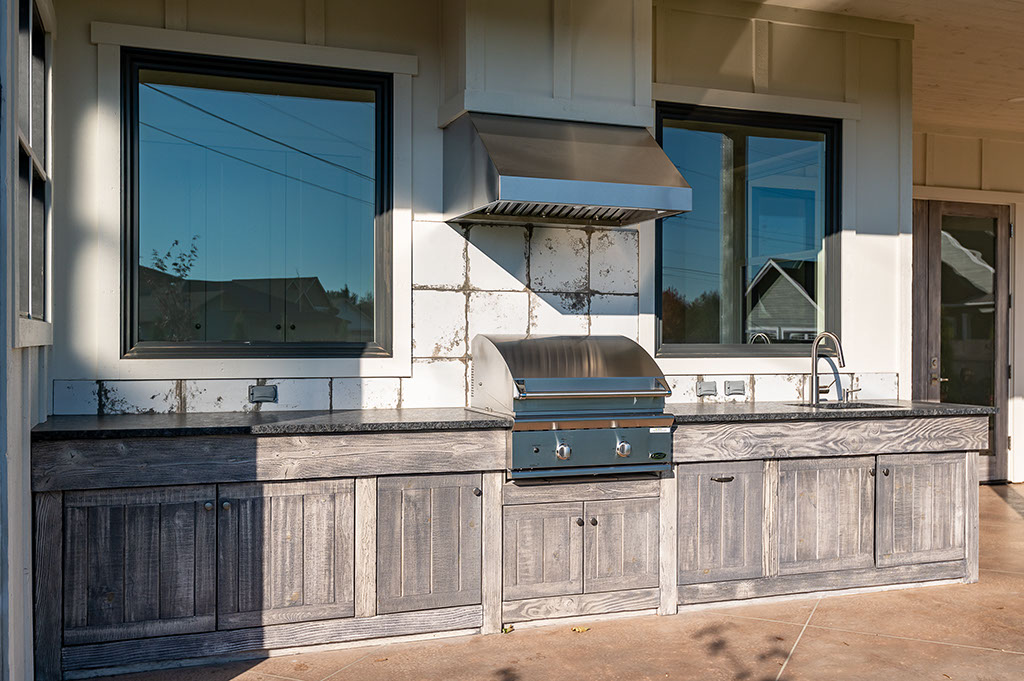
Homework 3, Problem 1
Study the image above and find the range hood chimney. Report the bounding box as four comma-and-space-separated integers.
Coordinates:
443, 112, 692, 228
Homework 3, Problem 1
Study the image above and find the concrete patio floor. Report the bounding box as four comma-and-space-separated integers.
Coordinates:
91, 484, 1024, 681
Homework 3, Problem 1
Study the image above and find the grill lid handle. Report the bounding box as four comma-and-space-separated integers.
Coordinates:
514, 377, 671, 400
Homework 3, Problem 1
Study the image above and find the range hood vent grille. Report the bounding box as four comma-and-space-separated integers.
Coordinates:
443, 113, 692, 229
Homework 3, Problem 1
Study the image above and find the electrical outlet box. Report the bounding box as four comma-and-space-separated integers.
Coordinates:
696, 380, 717, 397
248, 384, 278, 403
724, 380, 745, 396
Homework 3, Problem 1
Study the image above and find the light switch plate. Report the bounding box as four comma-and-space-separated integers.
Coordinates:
696, 380, 717, 397
724, 380, 745, 396
248, 384, 278, 403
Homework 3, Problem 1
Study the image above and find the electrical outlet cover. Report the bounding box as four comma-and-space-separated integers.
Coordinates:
248, 384, 278, 403
696, 380, 717, 397
724, 380, 745, 396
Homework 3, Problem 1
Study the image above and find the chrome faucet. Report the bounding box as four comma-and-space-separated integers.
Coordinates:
810, 332, 845, 406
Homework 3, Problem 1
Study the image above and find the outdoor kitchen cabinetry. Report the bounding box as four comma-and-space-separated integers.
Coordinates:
216, 479, 356, 629
62, 486, 218, 645
777, 457, 876, 575
502, 495, 660, 601
875, 453, 967, 566
376, 473, 483, 613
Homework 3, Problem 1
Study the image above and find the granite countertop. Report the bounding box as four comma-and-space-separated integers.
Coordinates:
667, 400, 996, 423
32, 408, 513, 441
32, 400, 994, 441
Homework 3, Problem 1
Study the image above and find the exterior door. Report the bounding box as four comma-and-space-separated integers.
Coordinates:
913, 200, 1010, 481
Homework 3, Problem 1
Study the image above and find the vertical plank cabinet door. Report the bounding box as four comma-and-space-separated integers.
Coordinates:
876, 453, 967, 567
63, 486, 217, 645
677, 462, 764, 584
583, 498, 660, 593
377, 473, 483, 614
777, 457, 875, 575
503, 502, 584, 601
217, 479, 355, 629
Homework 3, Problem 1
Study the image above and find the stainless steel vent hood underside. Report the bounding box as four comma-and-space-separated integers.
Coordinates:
443, 113, 692, 228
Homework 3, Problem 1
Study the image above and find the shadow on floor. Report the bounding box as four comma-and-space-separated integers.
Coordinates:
694, 622, 791, 681
990, 483, 1024, 519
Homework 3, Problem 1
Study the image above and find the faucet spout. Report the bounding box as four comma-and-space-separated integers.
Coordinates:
811, 332, 846, 405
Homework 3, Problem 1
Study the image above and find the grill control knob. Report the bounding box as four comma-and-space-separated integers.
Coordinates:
615, 441, 632, 458
555, 443, 572, 460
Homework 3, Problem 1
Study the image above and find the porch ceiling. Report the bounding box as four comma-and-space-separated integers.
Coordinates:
764, 0, 1024, 134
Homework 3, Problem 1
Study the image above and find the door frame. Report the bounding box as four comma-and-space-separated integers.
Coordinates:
912, 195, 1012, 482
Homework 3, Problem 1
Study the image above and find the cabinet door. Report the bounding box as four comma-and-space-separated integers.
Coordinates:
377, 473, 483, 613
677, 462, 764, 584
583, 498, 659, 593
778, 457, 875, 575
503, 502, 583, 601
63, 486, 217, 644
217, 480, 355, 629
876, 453, 967, 567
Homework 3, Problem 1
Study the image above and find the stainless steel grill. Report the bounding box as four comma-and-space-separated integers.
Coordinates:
471, 335, 673, 479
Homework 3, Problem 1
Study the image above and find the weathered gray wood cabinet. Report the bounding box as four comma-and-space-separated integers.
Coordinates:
63, 486, 217, 645
876, 453, 967, 566
217, 479, 355, 629
677, 461, 764, 584
503, 496, 659, 600
777, 457, 876, 575
376, 473, 483, 614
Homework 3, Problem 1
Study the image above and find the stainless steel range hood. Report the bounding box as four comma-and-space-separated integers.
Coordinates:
443, 113, 691, 228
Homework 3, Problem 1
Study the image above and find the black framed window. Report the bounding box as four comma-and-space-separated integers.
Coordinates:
16, 0, 50, 323
123, 49, 393, 358
655, 104, 841, 356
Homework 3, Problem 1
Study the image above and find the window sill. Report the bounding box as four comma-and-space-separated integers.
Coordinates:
14, 318, 53, 348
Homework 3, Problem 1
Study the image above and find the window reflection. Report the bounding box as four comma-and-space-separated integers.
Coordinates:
136, 69, 377, 345
659, 113, 832, 346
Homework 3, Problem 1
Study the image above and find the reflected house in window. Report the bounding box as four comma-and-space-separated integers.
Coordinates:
744, 258, 820, 343
138, 266, 373, 344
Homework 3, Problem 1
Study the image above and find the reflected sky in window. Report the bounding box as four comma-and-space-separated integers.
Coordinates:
137, 71, 377, 344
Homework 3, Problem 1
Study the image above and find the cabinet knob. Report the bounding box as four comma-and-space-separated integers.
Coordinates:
222, 501, 232, 510
472, 487, 482, 497
203, 502, 214, 511
589, 517, 598, 526
576, 517, 585, 527
882, 468, 890, 477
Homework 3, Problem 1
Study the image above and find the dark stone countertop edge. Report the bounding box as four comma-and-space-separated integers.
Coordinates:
32, 401, 994, 441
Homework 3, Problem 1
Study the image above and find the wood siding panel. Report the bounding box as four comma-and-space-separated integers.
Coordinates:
33, 430, 506, 491
377, 474, 483, 613
672, 417, 988, 462
876, 453, 967, 567
502, 502, 583, 601
777, 457, 875, 575
583, 498, 660, 593
677, 462, 764, 584
63, 486, 217, 645
217, 479, 356, 629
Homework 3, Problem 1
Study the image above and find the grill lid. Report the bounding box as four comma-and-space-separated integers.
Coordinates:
471, 335, 670, 415
443, 113, 692, 228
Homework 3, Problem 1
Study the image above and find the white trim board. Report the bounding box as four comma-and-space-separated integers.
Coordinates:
90, 22, 419, 75
652, 83, 861, 120
85, 32, 414, 380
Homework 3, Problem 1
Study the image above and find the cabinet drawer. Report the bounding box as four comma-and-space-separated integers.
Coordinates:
778, 457, 875, 575
876, 453, 967, 567
678, 461, 764, 584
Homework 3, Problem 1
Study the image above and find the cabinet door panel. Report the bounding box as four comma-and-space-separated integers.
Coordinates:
584, 498, 659, 593
876, 453, 966, 567
678, 461, 764, 584
218, 479, 355, 629
503, 502, 583, 601
778, 457, 875, 575
63, 486, 217, 645
377, 473, 482, 613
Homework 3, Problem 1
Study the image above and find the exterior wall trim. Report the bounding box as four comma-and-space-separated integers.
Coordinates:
651, 83, 861, 121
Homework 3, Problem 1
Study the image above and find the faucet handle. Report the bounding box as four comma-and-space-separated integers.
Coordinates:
843, 387, 862, 402
818, 379, 835, 395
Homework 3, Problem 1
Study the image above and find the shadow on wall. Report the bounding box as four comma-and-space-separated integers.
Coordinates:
991, 484, 1024, 520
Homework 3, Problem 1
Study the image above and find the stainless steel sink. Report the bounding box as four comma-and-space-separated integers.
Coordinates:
789, 401, 904, 410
